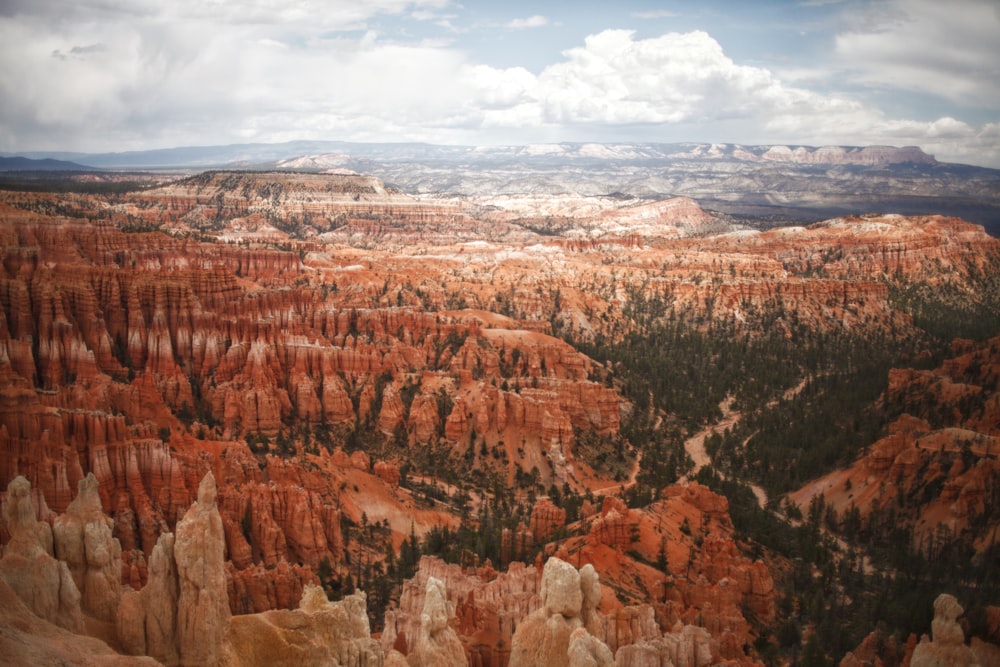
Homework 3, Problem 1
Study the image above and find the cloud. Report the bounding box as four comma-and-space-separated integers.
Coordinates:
504, 15, 549, 30
466, 28, 1000, 166
0, 2, 997, 168
630, 10, 679, 19
472, 29, 848, 127
0, 0, 462, 150
834, 0, 1000, 106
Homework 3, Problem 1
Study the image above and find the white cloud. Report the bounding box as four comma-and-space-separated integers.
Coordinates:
465, 28, 1000, 166
630, 10, 679, 19
504, 15, 549, 30
0, 0, 464, 150
472, 30, 850, 127
834, 0, 1000, 106
0, 2, 997, 168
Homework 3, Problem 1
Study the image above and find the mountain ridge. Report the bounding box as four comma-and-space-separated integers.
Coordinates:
10, 140, 953, 169
0, 156, 94, 171
9, 141, 1000, 235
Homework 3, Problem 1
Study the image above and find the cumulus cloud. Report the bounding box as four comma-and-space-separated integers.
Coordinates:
0, 1, 997, 168
465, 28, 1000, 166
471, 30, 857, 128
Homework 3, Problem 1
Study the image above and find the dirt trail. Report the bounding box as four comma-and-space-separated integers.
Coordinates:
592, 450, 644, 496
685, 397, 742, 476
681, 396, 769, 508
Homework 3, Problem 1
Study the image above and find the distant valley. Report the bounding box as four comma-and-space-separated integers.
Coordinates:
8, 140, 1000, 236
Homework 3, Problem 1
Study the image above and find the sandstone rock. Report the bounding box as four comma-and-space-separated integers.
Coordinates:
567, 626, 614, 667
117, 525, 181, 663
145, 532, 181, 664
530, 497, 567, 542
971, 637, 1000, 667
52, 472, 123, 622
0, 475, 85, 633
509, 557, 593, 667
587, 497, 634, 551
117, 588, 147, 656
0, 576, 159, 666
174, 471, 231, 666
789, 335, 1000, 557
228, 559, 316, 614
227, 584, 383, 667
2, 474, 54, 557
386, 649, 410, 667
840, 628, 902, 667
613, 624, 715, 667
910, 594, 980, 667
407, 576, 469, 667
375, 460, 401, 488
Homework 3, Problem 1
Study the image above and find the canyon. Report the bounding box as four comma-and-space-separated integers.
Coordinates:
0, 165, 998, 665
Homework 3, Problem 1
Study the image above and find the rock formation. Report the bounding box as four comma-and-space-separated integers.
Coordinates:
530, 497, 566, 542
118, 531, 180, 663
790, 334, 1000, 555
0, 475, 84, 632
117, 472, 230, 666
2, 173, 1000, 667
406, 576, 469, 667
0, 575, 158, 666
508, 557, 613, 667
228, 584, 383, 667
175, 471, 231, 666
910, 594, 980, 667
567, 626, 615, 667
52, 471, 123, 622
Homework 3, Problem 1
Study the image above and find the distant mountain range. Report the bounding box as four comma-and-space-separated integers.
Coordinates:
0, 155, 93, 171
5, 140, 1000, 234
3, 140, 950, 170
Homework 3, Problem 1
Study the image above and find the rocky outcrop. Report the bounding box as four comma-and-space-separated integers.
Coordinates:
910, 594, 980, 667
175, 471, 231, 667
117, 472, 230, 666
387, 478, 772, 666
3, 175, 999, 667
587, 496, 635, 551
228, 584, 383, 667
761, 144, 937, 167
406, 576, 468, 667
612, 623, 714, 667
0, 209, 627, 613
52, 471, 122, 622
0, 475, 84, 632
0, 575, 158, 667
508, 557, 613, 667
530, 497, 566, 542
228, 560, 317, 615
118, 532, 179, 663
567, 626, 615, 667
383, 556, 542, 667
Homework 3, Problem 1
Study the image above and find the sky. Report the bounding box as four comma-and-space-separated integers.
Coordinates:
1, 0, 998, 167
